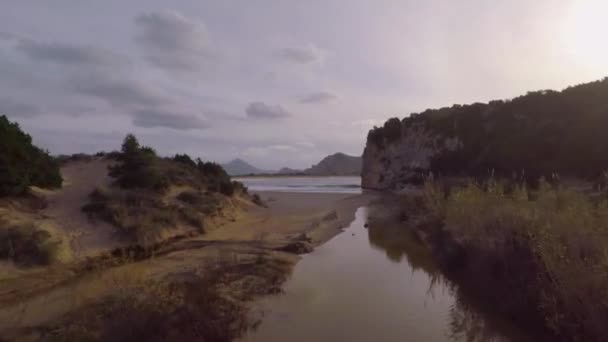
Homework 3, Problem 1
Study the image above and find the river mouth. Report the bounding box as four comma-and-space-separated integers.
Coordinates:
240, 207, 533, 342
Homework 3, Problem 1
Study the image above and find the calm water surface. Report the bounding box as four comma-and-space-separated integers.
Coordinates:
235, 176, 361, 194
240, 207, 533, 342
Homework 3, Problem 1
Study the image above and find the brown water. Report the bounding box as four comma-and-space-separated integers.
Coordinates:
241, 207, 533, 342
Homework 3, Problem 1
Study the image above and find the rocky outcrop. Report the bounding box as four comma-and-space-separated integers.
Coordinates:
362, 124, 460, 190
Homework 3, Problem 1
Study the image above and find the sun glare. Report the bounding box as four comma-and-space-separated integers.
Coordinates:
563, 0, 608, 73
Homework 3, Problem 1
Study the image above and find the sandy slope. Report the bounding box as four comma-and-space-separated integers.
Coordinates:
39, 159, 126, 258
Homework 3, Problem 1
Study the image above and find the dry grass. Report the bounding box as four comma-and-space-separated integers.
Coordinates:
37, 254, 292, 342
419, 179, 608, 340
82, 187, 227, 246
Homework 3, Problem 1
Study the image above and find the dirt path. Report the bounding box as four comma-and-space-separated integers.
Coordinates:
40, 159, 125, 258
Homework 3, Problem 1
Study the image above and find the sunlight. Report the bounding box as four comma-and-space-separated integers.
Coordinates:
562, 0, 608, 72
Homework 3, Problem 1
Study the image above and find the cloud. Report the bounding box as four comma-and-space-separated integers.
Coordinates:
245, 102, 291, 120
294, 141, 315, 148
0, 97, 40, 117
268, 144, 296, 151
69, 75, 169, 108
299, 91, 338, 104
132, 108, 208, 130
16, 39, 129, 67
351, 119, 383, 128
134, 10, 215, 71
0, 31, 19, 41
277, 44, 326, 64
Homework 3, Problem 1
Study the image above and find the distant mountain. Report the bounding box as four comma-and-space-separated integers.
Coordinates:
304, 153, 362, 176
277, 167, 302, 174
222, 158, 266, 176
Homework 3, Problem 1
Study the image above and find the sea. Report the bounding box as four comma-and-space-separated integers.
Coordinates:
234, 176, 362, 194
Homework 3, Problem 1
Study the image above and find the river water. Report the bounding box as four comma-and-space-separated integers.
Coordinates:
235, 176, 362, 194
240, 207, 533, 342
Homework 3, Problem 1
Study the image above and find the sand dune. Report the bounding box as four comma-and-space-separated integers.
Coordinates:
38, 159, 127, 258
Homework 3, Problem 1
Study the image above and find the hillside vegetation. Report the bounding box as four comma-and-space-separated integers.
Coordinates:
367, 77, 608, 181
83, 134, 248, 245
0, 115, 62, 196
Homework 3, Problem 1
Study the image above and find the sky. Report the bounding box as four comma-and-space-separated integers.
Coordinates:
1, 0, 607, 170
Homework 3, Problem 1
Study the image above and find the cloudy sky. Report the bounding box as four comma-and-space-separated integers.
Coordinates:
1, 0, 607, 169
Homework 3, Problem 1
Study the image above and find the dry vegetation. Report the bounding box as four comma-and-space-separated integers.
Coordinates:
401, 178, 608, 340
32, 254, 292, 342
81, 134, 251, 246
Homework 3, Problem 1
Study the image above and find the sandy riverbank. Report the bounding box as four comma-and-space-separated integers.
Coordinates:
204, 191, 377, 247
0, 190, 377, 341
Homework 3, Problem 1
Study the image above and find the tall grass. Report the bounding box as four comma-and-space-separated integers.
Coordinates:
422, 179, 608, 340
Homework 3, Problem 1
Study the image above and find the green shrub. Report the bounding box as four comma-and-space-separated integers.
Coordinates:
0, 115, 62, 196
172, 154, 197, 168
109, 134, 168, 191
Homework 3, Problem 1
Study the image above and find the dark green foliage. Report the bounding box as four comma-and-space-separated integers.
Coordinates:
383, 117, 402, 143
108, 134, 241, 197
0, 115, 62, 196
109, 134, 168, 191
197, 160, 229, 180
368, 78, 608, 180
218, 181, 235, 196
195, 159, 243, 196
173, 154, 197, 168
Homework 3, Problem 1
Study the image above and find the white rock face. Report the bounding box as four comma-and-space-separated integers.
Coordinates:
361, 126, 461, 190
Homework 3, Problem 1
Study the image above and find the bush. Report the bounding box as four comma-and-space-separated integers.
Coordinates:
0, 115, 62, 196
422, 179, 608, 340
0, 222, 64, 266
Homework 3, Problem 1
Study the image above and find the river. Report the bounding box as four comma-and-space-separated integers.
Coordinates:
240, 207, 534, 342
235, 176, 362, 194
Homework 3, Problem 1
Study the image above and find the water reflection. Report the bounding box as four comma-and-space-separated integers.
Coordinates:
366, 206, 532, 342
241, 207, 532, 342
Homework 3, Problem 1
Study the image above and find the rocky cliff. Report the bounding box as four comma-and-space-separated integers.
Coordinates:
362, 123, 460, 190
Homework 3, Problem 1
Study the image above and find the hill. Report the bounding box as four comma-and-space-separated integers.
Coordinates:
362, 77, 608, 190
222, 158, 267, 176
304, 153, 362, 176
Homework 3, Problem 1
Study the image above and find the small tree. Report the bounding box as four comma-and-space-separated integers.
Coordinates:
109, 134, 167, 191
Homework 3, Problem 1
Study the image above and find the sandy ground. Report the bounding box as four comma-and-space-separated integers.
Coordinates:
38, 159, 128, 258
0, 188, 377, 337
203, 191, 375, 246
